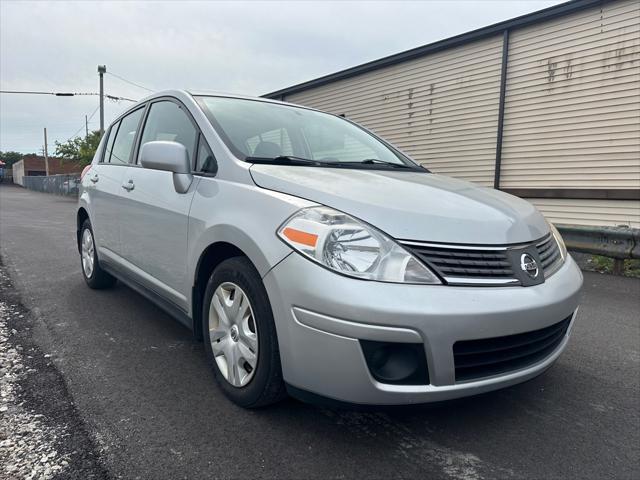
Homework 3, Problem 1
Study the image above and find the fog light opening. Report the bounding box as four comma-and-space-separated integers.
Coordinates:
360, 341, 429, 385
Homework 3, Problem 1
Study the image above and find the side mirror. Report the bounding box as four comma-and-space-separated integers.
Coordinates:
139, 141, 193, 193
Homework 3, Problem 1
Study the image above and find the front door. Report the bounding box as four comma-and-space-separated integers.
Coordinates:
118, 100, 199, 311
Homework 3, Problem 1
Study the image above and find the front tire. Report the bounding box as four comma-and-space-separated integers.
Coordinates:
80, 219, 116, 289
203, 257, 286, 408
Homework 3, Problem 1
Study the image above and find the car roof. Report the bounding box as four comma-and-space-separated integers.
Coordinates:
137, 89, 296, 108
111, 89, 325, 127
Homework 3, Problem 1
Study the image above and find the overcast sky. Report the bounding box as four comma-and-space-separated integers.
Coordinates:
1, 0, 564, 154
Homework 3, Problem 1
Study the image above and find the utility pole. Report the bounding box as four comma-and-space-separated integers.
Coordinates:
98, 65, 106, 135
85, 115, 89, 138
43, 127, 50, 176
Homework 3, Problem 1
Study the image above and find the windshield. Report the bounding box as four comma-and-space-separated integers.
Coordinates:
196, 96, 423, 169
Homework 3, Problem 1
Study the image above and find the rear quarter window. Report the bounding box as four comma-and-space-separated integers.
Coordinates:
101, 123, 118, 163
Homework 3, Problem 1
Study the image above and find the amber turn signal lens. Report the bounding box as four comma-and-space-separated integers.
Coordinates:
282, 227, 318, 247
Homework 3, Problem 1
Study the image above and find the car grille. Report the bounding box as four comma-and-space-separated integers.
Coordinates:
404, 245, 515, 280
400, 234, 562, 286
453, 316, 572, 382
536, 234, 563, 277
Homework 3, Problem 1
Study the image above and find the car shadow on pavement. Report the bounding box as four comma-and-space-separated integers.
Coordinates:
43, 274, 638, 479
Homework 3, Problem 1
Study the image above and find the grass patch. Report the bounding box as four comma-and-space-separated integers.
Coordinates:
585, 255, 640, 278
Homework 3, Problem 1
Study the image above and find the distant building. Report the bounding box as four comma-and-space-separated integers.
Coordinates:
12, 155, 83, 186
264, 0, 640, 228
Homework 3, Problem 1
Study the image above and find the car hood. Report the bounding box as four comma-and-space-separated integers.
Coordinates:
249, 165, 549, 244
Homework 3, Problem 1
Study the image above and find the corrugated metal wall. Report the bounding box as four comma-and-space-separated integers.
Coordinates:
282, 0, 640, 227
285, 36, 504, 186
501, 0, 640, 190
530, 198, 640, 227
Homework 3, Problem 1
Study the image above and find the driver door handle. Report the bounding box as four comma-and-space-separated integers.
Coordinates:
90, 174, 99, 183
122, 179, 135, 192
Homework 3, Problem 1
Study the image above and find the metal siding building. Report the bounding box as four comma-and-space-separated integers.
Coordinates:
265, 0, 640, 228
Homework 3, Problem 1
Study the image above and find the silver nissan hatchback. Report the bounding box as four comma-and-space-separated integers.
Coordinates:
77, 90, 583, 407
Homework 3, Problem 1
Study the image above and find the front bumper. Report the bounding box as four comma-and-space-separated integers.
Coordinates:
263, 253, 583, 405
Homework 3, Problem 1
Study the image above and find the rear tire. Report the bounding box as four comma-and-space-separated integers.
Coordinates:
202, 257, 286, 408
80, 219, 116, 289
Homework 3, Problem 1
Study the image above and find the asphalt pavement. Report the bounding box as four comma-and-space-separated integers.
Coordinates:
0, 184, 638, 480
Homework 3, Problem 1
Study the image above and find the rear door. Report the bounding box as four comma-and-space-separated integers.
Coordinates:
119, 99, 201, 310
90, 107, 145, 260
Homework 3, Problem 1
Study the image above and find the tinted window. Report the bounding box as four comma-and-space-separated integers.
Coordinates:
196, 136, 217, 174
246, 128, 293, 157
139, 101, 197, 165
197, 96, 415, 167
102, 122, 118, 163
302, 123, 377, 162
109, 108, 144, 165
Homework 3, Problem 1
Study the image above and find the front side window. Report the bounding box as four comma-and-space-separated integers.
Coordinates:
138, 101, 197, 165
109, 108, 144, 165
196, 96, 422, 170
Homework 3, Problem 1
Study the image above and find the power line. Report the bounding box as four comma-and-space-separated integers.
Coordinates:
1, 90, 91, 97
105, 94, 137, 102
106, 71, 154, 93
68, 124, 86, 140
1, 89, 136, 147
67, 105, 100, 140
0, 90, 137, 102
86, 104, 100, 122
64, 125, 84, 143
2, 76, 138, 153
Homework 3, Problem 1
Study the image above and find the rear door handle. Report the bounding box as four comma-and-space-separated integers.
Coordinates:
122, 179, 135, 192
90, 174, 99, 183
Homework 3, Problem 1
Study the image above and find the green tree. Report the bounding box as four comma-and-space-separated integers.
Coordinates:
54, 131, 102, 165
0, 151, 25, 168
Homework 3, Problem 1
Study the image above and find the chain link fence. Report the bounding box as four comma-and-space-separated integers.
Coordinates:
23, 174, 81, 196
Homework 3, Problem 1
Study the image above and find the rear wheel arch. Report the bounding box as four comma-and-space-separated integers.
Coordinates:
77, 207, 89, 253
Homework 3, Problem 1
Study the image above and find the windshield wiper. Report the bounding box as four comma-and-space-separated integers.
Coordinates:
337, 159, 417, 169
245, 155, 327, 166
246, 155, 425, 170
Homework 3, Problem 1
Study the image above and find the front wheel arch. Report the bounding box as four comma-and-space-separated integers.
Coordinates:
202, 256, 286, 407
192, 242, 254, 341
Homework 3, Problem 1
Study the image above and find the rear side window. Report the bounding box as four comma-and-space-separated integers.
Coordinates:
138, 101, 197, 165
109, 108, 144, 164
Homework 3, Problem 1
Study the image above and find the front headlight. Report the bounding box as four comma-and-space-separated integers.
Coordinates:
547, 221, 568, 261
277, 206, 441, 284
